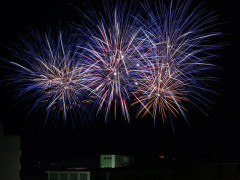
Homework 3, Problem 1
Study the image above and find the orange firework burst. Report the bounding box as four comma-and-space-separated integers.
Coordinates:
132, 61, 189, 123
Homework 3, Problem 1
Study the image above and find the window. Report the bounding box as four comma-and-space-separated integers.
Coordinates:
79, 173, 87, 180
70, 173, 78, 180
60, 173, 68, 180
50, 173, 58, 180
104, 156, 112, 159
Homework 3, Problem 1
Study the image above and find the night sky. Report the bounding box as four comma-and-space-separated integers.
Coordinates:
0, 0, 239, 170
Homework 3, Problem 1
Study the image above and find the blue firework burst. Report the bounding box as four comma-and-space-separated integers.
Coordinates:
4, 0, 222, 127
131, 0, 221, 125
8, 30, 93, 125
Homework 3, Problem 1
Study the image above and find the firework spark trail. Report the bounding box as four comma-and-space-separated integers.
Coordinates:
79, 0, 146, 121
131, 0, 220, 124
8, 30, 94, 124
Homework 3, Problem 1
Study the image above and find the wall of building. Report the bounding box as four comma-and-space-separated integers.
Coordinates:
0, 122, 21, 180
100, 155, 115, 168
100, 155, 130, 168
115, 155, 129, 167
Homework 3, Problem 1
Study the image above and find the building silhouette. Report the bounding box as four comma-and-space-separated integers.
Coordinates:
46, 154, 240, 180
0, 121, 21, 180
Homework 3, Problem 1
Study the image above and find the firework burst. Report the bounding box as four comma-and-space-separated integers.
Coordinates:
131, 0, 220, 124
79, 0, 144, 121
8, 30, 93, 124
132, 62, 188, 124
4, 0, 221, 127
